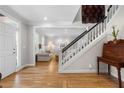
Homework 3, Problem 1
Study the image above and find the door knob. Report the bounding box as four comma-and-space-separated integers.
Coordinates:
13, 52, 16, 54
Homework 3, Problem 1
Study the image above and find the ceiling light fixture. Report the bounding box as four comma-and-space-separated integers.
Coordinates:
44, 16, 48, 21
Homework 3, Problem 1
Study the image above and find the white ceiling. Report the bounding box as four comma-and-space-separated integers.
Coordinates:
7, 5, 80, 25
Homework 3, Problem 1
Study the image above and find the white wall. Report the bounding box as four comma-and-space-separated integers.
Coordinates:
27, 26, 35, 65
34, 31, 40, 54
73, 7, 81, 23
20, 24, 29, 66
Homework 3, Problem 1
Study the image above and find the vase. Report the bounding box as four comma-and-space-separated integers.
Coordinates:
113, 38, 117, 44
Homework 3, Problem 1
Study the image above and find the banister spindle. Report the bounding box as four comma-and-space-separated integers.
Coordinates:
99, 23, 102, 35
88, 32, 90, 44
112, 5, 116, 15
90, 31, 92, 42
94, 27, 97, 39
97, 24, 100, 36
115, 5, 118, 11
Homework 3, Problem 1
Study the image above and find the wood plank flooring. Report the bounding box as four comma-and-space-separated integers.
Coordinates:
0, 56, 123, 88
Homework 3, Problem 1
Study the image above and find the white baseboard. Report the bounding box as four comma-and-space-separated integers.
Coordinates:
111, 70, 124, 82
59, 67, 108, 73
59, 69, 96, 73
25, 64, 35, 67
16, 63, 35, 72
16, 65, 26, 72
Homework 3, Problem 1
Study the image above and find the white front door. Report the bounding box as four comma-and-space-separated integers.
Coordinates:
0, 22, 17, 78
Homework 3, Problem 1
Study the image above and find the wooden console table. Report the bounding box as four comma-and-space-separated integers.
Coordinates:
97, 57, 124, 88
97, 39, 124, 88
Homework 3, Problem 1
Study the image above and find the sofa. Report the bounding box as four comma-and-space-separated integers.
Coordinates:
36, 52, 52, 62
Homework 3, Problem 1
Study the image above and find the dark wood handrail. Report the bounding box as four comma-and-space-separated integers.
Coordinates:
62, 17, 107, 53
62, 5, 113, 53
107, 5, 112, 12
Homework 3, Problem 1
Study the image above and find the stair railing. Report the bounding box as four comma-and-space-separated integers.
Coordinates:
61, 5, 119, 66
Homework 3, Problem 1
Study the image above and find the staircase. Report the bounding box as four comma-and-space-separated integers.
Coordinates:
59, 5, 120, 72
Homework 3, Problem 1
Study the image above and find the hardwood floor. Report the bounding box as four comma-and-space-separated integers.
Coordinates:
0, 56, 123, 88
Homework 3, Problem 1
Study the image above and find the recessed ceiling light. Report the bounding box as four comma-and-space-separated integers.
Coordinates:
44, 16, 48, 21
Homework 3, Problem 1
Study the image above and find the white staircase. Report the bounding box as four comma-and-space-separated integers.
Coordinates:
59, 5, 120, 73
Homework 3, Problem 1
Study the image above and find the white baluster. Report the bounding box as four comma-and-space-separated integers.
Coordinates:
111, 6, 113, 19
93, 28, 95, 40
107, 10, 110, 23
95, 26, 98, 38
78, 39, 82, 52
87, 33, 89, 45
99, 23, 102, 35
85, 34, 88, 46
112, 5, 116, 15
91, 29, 94, 41
115, 5, 118, 10
90, 30, 92, 42
81, 37, 84, 49
97, 24, 100, 37
102, 20, 105, 32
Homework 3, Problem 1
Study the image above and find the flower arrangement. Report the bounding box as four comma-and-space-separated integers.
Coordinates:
112, 25, 119, 41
